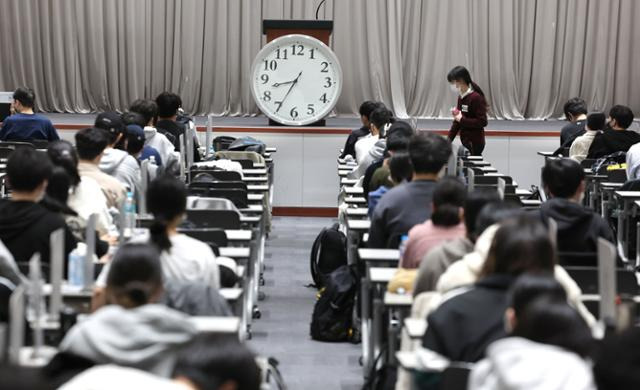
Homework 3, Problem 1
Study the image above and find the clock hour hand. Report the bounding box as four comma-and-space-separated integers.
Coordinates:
276, 71, 303, 113
272, 80, 295, 88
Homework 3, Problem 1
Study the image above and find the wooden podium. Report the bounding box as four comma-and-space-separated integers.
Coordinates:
262, 20, 333, 45
262, 20, 334, 127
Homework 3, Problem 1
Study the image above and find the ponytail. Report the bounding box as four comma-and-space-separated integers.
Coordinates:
122, 281, 154, 306
150, 219, 172, 251
106, 243, 163, 308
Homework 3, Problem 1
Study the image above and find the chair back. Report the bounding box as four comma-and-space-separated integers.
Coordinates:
185, 209, 241, 229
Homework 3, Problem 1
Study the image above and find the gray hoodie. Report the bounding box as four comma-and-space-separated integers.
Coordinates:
347, 139, 386, 179
469, 337, 596, 390
59, 304, 197, 377
99, 148, 142, 196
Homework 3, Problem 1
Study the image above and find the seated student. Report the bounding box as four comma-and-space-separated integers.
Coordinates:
47, 140, 114, 237
559, 97, 588, 147
368, 132, 451, 248
348, 106, 394, 178
422, 215, 556, 362
340, 101, 380, 159
155, 92, 201, 162
539, 158, 614, 264
145, 174, 221, 288
365, 121, 414, 195
95, 112, 142, 196
587, 105, 640, 159
0, 148, 76, 273
123, 111, 163, 166
0, 87, 59, 142
130, 99, 177, 166
570, 112, 605, 162
368, 151, 413, 217
76, 127, 127, 208
400, 177, 466, 269
59, 243, 197, 377
60, 334, 261, 390
593, 327, 640, 389
412, 190, 500, 295
469, 274, 596, 390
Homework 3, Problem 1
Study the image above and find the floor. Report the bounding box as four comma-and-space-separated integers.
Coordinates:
249, 216, 362, 390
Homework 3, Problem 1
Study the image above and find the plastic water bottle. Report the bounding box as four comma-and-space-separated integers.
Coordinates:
67, 243, 87, 287
123, 191, 136, 238
398, 235, 409, 263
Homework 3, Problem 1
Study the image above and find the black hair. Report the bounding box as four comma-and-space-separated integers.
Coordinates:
7, 147, 53, 192
509, 275, 593, 357
47, 140, 81, 188
369, 107, 395, 136
408, 132, 451, 174
594, 327, 640, 389
482, 214, 556, 277
464, 189, 501, 241
474, 201, 521, 238
388, 152, 413, 184
146, 175, 188, 251
43, 166, 78, 215
75, 127, 108, 161
129, 99, 158, 126
173, 334, 261, 390
156, 92, 182, 118
13, 87, 35, 108
106, 243, 163, 308
386, 120, 414, 150
609, 105, 635, 129
447, 66, 486, 97
563, 97, 588, 120
359, 101, 382, 120
431, 177, 466, 227
587, 112, 606, 131
121, 111, 148, 128
542, 158, 585, 198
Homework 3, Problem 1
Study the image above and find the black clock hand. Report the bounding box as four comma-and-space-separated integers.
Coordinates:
272, 80, 295, 88
276, 71, 302, 113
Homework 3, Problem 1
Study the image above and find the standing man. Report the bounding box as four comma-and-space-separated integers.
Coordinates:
0, 87, 59, 142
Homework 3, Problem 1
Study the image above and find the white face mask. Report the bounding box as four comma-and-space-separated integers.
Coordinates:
449, 83, 459, 94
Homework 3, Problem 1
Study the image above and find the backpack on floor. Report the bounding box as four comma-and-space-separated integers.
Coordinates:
310, 223, 347, 288
310, 265, 358, 342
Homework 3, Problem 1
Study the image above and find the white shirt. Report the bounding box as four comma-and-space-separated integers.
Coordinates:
626, 142, 640, 180
354, 134, 379, 165
143, 126, 177, 167
570, 130, 599, 163
68, 177, 114, 235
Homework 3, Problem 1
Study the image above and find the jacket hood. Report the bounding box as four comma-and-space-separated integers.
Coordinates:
144, 126, 158, 140
99, 148, 130, 174
600, 129, 640, 151
469, 337, 596, 390
59, 304, 196, 376
540, 198, 593, 231
0, 200, 50, 243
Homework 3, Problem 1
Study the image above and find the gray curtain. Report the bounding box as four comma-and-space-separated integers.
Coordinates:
0, 0, 638, 119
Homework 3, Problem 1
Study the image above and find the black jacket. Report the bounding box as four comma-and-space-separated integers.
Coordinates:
587, 129, 640, 159
156, 119, 201, 162
0, 200, 76, 274
538, 198, 614, 265
340, 126, 369, 159
422, 274, 513, 362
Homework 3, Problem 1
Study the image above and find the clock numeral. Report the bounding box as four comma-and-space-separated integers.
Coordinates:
320, 61, 329, 73
309, 48, 316, 59
276, 48, 288, 60
260, 74, 269, 84
263, 59, 277, 71
319, 93, 328, 104
275, 101, 283, 112
324, 77, 332, 88
290, 107, 299, 119
307, 104, 315, 115
291, 44, 304, 56
262, 91, 271, 102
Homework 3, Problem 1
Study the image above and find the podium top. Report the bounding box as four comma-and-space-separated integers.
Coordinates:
262, 20, 333, 35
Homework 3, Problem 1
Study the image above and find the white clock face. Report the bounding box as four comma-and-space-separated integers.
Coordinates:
251, 34, 342, 126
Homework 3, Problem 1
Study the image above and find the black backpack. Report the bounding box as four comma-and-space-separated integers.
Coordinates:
310, 223, 347, 288
310, 265, 358, 342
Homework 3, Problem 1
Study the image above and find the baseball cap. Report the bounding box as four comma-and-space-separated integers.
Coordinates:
95, 112, 125, 135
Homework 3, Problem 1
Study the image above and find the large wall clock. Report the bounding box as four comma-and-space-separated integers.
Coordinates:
251, 34, 342, 126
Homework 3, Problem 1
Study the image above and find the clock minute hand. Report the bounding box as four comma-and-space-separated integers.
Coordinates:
272, 80, 295, 88
276, 71, 303, 113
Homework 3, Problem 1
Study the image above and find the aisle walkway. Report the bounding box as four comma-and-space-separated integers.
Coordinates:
249, 217, 362, 390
